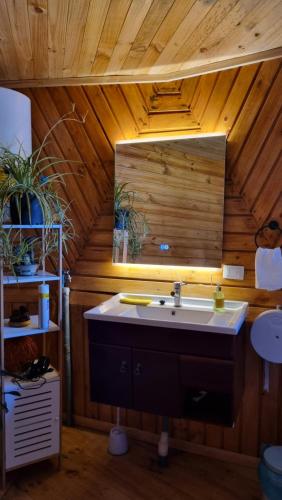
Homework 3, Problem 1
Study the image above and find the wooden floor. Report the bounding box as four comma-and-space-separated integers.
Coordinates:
3, 427, 261, 500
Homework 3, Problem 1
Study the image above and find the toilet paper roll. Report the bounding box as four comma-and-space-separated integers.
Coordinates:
251, 310, 282, 363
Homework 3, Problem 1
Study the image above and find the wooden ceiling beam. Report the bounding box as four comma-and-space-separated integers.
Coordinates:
1, 47, 281, 89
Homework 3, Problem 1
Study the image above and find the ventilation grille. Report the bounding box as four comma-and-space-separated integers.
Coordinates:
5, 377, 60, 471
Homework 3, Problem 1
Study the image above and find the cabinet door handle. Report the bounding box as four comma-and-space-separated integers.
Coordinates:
135, 362, 143, 376
120, 360, 128, 374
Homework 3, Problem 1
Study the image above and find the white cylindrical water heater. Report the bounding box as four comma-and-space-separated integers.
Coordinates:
0, 88, 32, 156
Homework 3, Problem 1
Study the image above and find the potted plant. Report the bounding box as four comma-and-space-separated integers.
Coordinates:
0, 107, 85, 264
114, 182, 149, 261
13, 237, 41, 276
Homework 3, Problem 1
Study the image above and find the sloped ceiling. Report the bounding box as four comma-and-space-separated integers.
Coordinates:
0, 0, 281, 87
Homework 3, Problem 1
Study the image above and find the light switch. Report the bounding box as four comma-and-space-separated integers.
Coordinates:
223, 264, 244, 280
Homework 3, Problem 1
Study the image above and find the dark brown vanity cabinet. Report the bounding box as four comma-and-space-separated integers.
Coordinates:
88, 320, 245, 426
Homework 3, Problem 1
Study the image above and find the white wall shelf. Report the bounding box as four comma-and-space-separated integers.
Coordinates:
0, 224, 63, 487
3, 271, 60, 285
2, 224, 61, 229
4, 315, 59, 339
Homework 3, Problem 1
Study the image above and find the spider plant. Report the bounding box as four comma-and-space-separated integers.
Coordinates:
0, 106, 85, 259
0, 229, 40, 273
114, 181, 149, 261
0, 106, 84, 228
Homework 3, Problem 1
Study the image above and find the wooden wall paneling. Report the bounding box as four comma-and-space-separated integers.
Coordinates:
269, 194, 282, 225
199, 68, 238, 131
215, 65, 259, 137
252, 154, 282, 225
47, 87, 111, 199
17, 59, 282, 459
205, 423, 223, 450
234, 67, 282, 190
243, 113, 282, 213
66, 87, 114, 166
70, 305, 87, 417
240, 329, 261, 456
259, 364, 281, 445
223, 413, 242, 454
83, 86, 126, 145
191, 72, 218, 125
121, 84, 149, 130
32, 87, 103, 225
227, 60, 281, 173
102, 85, 139, 138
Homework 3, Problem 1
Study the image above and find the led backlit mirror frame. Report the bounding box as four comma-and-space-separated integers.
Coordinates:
113, 133, 226, 268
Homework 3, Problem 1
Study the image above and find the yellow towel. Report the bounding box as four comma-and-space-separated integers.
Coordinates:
120, 297, 152, 306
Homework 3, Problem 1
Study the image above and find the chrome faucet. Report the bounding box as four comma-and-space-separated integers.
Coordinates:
170, 281, 187, 307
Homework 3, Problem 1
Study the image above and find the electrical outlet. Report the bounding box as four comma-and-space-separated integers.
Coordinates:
223, 264, 245, 280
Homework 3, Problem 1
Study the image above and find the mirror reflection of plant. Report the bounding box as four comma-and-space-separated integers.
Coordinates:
114, 181, 149, 261
114, 182, 135, 213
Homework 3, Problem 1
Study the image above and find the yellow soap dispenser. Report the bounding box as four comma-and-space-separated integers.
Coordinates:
213, 284, 225, 312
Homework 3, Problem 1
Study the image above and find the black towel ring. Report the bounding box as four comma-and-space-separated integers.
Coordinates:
255, 220, 282, 248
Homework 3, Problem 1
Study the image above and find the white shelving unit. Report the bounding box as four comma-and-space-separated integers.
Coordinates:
0, 224, 63, 488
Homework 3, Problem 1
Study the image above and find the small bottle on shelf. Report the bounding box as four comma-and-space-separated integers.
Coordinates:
38, 284, 50, 329
213, 284, 225, 312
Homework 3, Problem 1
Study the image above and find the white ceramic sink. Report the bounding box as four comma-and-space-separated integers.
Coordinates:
84, 293, 248, 335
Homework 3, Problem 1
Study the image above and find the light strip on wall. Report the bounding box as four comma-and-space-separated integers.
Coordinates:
116, 132, 226, 145
112, 263, 222, 272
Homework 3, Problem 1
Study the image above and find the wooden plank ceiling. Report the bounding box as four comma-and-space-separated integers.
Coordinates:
0, 0, 281, 87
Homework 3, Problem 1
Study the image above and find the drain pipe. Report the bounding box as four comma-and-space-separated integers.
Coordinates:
158, 416, 169, 466
63, 270, 72, 426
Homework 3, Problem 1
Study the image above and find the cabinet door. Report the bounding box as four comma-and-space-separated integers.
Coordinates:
89, 343, 132, 409
133, 349, 181, 417
180, 355, 234, 425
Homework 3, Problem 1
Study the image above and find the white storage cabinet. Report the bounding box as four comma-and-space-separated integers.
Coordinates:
0, 225, 63, 487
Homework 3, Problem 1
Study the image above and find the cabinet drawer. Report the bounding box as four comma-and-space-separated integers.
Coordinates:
88, 320, 237, 360
180, 355, 234, 393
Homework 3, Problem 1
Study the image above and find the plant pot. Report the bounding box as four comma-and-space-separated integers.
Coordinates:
10, 194, 43, 225
13, 263, 39, 276
115, 209, 129, 230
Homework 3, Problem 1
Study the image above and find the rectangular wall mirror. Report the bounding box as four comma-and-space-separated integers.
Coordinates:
113, 133, 226, 268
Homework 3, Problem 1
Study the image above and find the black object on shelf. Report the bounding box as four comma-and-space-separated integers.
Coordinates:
255, 219, 282, 248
